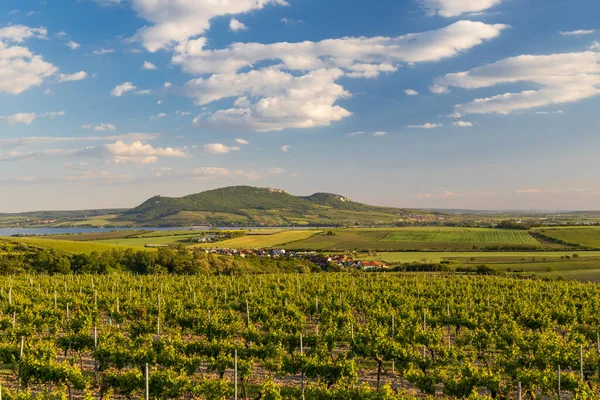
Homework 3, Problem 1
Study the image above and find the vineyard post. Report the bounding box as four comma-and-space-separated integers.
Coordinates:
300, 333, 305, 400
597, 332, 600, 378
94, 326, 98, 385
0, 383, 2, 400
234, 349, 238, 400
246, 299, 250, 327
580, 343, 583, 381
145, 363, 149, 400
17, 336, 24, 392
391, 315, 394, 338
517, 382, 522, 400
66, 302, 69, 321
157, 317, 160, 336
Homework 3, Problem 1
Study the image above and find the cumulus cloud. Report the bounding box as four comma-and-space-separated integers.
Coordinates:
178, 21, 506, 131
58, 71, 87, 83
0, 25, 47, 42
130, 0, 287, 52
0, 26, 58, 94
0, 133, 158, 147
407, 123, 442, 129
190, 167, 262, 181
203, 143, 241, 154
0, 111, 65, 125
591, 41, 600, 51
67, 41, 80, 50
280, 145, 290, 152
81, 123, 117, 131
77, 140, 188, 164
111, 82, 137, 96
235, 138, 249, 144
372, 131, 387, 136
143, 61, 157, 70
229, 18, 248, 32
404, 89, 419, 96
452, 121, 473, 127
432, 51, 600, 116
560, 30, 595, 36
421, 0, 503, 17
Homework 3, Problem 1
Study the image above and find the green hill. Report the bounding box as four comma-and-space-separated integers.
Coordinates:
121, 186, 410, 226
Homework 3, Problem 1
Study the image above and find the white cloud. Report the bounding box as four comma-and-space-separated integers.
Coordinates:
134, 89, 152, 95
130, 0, 288, 52
281, 145, 290, 152
0, 25, 47, 42
372, 131, 387, 136
432, 51, 600, 117
143, 61, 157, 70
93, 48, 114, 55
560, 30, 595, 36
280, 17, 302, 25
163, 82, 172, 88
190, 167, 262, 181
229, 18, 248, 32
44, 88, 54, 95
452, 121, 473, 127
235, 138, 249, 144
58, 71, 87, 83
418, 190, 463, 199
77, 140, 188, 164
0, 27, 58, 94
175, 110, 191, 116
111, 82, 137, 96
81, 123, 117, 131
404, 89, 419, 96
67, 41, 80, 50
150, 112, 167, 120
421, 0, 503, 17
270, 167, 284, 174
203, 143, 241, 154
347, 131, 363, 137
591, 41, 600, 51
0, 111, 65, 126
407, 123, 442, 129
0, 133, 158, 147
177, 21, 506, 131
157, 100, 162, 105
173, 21, 507, 75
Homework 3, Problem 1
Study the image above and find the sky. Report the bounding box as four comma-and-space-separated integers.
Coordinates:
1, 0, 600, 212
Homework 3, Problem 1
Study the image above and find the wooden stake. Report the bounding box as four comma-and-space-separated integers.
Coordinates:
145, 363, 149, 400
234, 349, 238, 400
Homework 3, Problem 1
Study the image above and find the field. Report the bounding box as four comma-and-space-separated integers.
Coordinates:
381, 227, 539, 245
193, 230, 321, 249
285, 227, 544, 251
534, 226, 600, 248
1, 274, 599, 399
3, 237, 143, 254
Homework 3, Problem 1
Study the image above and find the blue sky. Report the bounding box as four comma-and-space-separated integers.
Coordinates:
1, 0, 600, 212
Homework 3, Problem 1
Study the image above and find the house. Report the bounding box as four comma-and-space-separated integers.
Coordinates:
361, 260, 389, 271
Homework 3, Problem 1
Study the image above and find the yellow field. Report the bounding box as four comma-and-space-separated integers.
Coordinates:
3, 237, 146, 255
193, 230, 321, 249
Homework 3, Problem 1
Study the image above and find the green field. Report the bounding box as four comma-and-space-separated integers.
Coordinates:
3, 237, 145, 254
382, 227, 539, 245
534, 226, 600, 248
101, 232, 205, 247
285, 228, 542, 251
194, 230, 321, 249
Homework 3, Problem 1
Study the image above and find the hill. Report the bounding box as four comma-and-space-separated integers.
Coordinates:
121, 186, 412, 226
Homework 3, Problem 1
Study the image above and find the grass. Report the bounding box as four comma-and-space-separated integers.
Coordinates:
533, 227, 600, 249
101, 233, 204, 247
3, 237, 146, 255
381, 227, 538, 245
193, 230, 321, 249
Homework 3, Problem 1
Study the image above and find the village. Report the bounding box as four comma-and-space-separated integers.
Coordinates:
204, 247, 390, 271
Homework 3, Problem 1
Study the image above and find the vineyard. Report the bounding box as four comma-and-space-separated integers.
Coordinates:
1, 274, 600, 399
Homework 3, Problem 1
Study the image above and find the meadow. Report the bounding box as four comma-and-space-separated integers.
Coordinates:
4, 237, 143, 254
193, 230, 321, 249
533, 226, 600, 248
